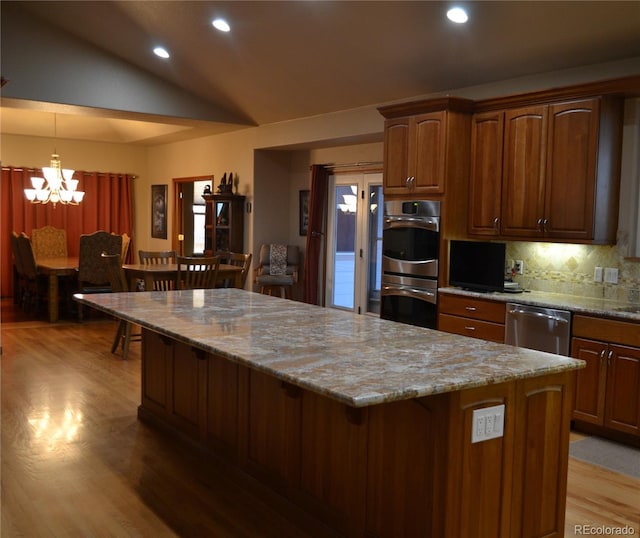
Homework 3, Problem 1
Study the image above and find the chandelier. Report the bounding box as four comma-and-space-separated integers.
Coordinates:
24, 115, 85, 207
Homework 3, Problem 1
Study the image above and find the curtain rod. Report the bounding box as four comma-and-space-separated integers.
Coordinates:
2, 166, 137, 179
321, 161, 383, 170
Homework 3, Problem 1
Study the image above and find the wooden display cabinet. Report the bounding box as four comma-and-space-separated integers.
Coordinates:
203, 193, 245, 256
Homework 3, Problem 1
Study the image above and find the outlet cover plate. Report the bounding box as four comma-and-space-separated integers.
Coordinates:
472, 404, 505, 443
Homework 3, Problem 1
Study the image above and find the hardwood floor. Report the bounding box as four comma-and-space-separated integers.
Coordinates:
1, 299, 638, 537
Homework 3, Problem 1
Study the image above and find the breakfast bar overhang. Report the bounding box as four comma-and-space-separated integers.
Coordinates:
75, 288, 584, 538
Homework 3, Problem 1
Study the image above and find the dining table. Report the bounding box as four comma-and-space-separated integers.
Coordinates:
122, 262, 244, 292
36, 256, 79, 323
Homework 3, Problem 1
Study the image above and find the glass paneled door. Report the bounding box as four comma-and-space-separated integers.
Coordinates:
326, 172, 383, 315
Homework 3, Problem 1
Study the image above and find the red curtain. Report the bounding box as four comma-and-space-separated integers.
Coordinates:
303, 165, 328, 305
1, 167, 134, 298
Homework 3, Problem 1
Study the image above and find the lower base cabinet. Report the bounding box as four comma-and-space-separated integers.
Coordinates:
438, 293, 506, 343
572, 315, 640, 440
140, 328, 575, 537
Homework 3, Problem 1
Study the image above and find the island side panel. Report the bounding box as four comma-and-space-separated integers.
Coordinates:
511, 371, 575, 538
444, 382, 517, 538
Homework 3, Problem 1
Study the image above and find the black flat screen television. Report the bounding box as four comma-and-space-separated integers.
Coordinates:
449, 240, 506, 292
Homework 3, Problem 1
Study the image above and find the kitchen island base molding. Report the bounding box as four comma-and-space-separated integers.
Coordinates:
140, 328, 575, 538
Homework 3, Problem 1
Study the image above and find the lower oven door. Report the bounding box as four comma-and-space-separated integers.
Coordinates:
380, 275, 438, 329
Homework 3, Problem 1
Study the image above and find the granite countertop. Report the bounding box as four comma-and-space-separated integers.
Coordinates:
439, 287, 640, 322
74, 289, 583, 408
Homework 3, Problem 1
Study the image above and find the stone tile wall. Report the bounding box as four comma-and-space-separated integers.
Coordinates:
506, 235, 640, 303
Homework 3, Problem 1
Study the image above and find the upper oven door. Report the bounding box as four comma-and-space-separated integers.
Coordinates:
382, 216, 440, 278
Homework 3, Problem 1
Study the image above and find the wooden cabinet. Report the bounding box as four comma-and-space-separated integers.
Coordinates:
469, 96, 623, 243
203, 194, 245, 256
572, 315, 640, 439
438, 293, 506, 343
378, 97, 473, 196
141, 329, 240, 448
382, 111, 447, 194
468, 111, 504, 236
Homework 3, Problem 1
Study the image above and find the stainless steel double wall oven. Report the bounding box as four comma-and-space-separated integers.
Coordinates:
380, 200, 440, 329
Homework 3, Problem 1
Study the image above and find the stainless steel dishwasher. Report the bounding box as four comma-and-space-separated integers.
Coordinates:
505, 303, 571, 356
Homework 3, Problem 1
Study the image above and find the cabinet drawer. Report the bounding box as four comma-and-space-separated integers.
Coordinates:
439, 294, 506, 324
438, 314, 505, 343
573, 315, 640, 348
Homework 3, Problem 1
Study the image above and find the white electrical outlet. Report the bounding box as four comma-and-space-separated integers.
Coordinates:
471, 404, 505, 443
604, 267, 619, 284
514, 260, 524, 274
594, 267, 603, 282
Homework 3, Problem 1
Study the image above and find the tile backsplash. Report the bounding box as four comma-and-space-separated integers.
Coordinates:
506, 235, 640, 303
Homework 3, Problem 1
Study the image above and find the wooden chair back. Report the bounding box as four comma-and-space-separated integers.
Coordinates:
177, 256, 220, 290
138, 249, 177, 291
31, 226, 67, 261
15, 233, 38, 280
139, 250, 176, 265
227, 252, 252, 288
10, 231, 25, 277
101, 253, 129, 293
120, 233, 131, 264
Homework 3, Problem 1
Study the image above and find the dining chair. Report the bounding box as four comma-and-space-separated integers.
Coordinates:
101, 253, 140, 360
254, 244, 299, 299
77, 231, 123, 320
10, 231, 26, 305
138, 249, 177, 290
14, 233, 47, 313
176, 256, 220, 290
120, 232, 131, 264
218, 252, 253, 289
31, 225, 67, 261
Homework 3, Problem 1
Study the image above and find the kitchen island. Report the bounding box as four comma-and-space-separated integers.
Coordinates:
75, 288, 584, 538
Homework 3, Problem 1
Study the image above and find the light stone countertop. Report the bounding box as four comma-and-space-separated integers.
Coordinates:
74, 288, 583, 408
439, 287, 640, 321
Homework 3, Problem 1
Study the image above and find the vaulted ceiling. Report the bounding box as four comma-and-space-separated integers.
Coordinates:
2, 1, 640, 145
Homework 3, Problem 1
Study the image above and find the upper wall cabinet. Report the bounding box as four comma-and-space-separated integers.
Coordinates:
469, 96, 624, 243
379, 98, 474, 197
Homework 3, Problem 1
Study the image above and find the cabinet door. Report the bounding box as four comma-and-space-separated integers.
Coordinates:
545, 99, 599, 240
605, 344, 640, 435
141, 329, 171, 417
383, 118, 411, 193
500, 106, 547, 238
411, 111, 446, 194
468, 111, 504, 236
571, 337, 607, 425
168, 342, 206, 438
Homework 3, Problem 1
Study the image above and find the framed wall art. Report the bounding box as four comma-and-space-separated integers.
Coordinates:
299, 189, 310, 236
151, 184, 168, 239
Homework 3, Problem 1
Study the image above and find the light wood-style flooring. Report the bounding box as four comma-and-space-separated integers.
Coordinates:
1, 299, 638, 537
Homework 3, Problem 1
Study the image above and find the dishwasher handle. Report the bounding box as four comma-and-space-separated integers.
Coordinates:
508, 308, 570, 324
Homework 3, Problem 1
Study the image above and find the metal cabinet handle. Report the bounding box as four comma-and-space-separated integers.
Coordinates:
465, 306, 477, 312
464, 326, 476, 331
607, 350, 613, 366
537, 218, 544, 231
405, 176, 415, 188
493, 217, 499, 230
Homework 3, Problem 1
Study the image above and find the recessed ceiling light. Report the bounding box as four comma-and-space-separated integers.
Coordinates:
153, 46, 170, 59
212, 18, 230, 32
447, 7, 468, 24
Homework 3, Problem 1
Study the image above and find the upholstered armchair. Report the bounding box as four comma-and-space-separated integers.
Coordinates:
254, 244, 299, 299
